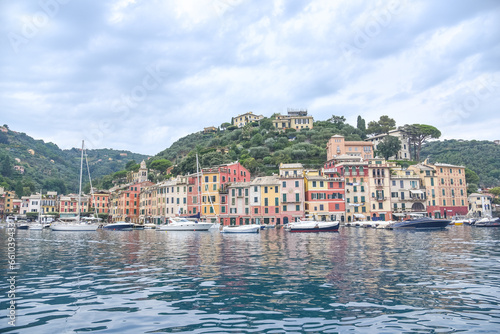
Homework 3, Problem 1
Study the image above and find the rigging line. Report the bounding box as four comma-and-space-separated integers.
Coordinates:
84, 146, 98, 219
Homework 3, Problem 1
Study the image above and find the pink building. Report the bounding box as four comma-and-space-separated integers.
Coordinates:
279, 163, 305, 224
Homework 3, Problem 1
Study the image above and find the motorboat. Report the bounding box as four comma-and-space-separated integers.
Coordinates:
474, 217, 500, 227
221, 224, 261, 233
51, 220, 100, 231
391, 217, 450, 229
156, 217, 213, 231
143, 223, 157, 229
374, 221, 394, 229
287, 220, 339, 232
29, 223, 51, 230
103, 221, 135, 231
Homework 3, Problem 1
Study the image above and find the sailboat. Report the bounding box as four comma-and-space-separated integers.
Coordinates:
51, 141, 100, 231
157, 154, 213, 231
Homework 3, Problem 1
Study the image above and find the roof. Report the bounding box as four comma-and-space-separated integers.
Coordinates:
251, 176, 280, 185
280, 163, 304, 169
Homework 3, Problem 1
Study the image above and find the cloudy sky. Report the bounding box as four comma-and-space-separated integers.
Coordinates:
1, 0, 499, 155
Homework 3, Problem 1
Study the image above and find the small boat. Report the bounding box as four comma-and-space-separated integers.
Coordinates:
29, 223, 51, 230
391, 217, 450, 229
287, 220, 339, 232
143, 223, 157, 229
221, 224, 261, 233
374, 221, 394, 229
157, 217, 213, 231
474, 217, 500, 227
103, 222, 135, 231
16, 222, 30, 230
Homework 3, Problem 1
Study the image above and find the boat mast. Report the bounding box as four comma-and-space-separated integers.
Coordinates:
77, 140, 84, 221
196, 154, 201, 218
39, 189, 42, 224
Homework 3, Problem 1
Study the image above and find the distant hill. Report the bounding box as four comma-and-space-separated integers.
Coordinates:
0, 126, 149, 196
421, 139, 500, 188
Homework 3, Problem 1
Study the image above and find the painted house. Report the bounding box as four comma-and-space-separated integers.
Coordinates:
279, 163, 305, 224
326, 156, 368, 222
250, 176, 281, 225
326, 135, 374, 161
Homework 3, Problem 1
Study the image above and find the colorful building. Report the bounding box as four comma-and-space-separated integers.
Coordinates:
409, 161, 468, 218
279, 163, 305, 224
224, 181, 251, 226
468, 193, 492, 218
250, 176, 281, 225
326, 135, 374, 161
272, 109, 314, 131
326, 157, 368, 222
304, 169, 345, 221
367, 159, 394, 221
389, 168, 426, 219
90, 191, 110, 215
232, 111, 264, 128
365, 127, 411, 160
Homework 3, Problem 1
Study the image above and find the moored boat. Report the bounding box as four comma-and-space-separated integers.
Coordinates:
391, 217, 450, 229
288, 220, 339, 232
157, 217, 213, 231
221, 224, 261, 233
51, 221, 100, 231
103, 221, 135, 231
474, 217, 500, 227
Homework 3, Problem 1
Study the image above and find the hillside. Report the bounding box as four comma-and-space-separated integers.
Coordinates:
154, 118, 365, 176
421, 139, 500, 187
0, 126, 149, 196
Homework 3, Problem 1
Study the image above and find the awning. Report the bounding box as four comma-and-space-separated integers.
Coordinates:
392, 213, 405, 217
354, 214, 366, 218
410, 190, 424, 195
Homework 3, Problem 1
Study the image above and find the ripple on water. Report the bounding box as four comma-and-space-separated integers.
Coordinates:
2, 227, 500, 333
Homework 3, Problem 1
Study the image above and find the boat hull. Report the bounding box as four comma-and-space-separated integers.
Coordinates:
157, 223, 213, 231
221, 225, 261, 233
288, 221, 339, 232
51, 224, 99, 231
103, 223, 135, 231
392, 219, 450, 229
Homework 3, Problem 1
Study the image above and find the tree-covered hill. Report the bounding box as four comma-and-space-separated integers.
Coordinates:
0, 126, 149, 196
420, 139, 500, 188
153, 116, 365, 177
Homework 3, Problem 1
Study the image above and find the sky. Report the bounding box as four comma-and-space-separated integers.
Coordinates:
1, 0, 499, 155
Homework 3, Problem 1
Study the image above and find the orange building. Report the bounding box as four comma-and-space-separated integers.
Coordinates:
90, 191, 110, 215
326, 135, 374, 161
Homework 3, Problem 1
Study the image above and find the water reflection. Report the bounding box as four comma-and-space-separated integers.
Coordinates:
1, 226, 499, 333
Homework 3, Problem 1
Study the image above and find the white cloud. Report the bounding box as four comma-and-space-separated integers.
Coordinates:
0, 0, 499, 155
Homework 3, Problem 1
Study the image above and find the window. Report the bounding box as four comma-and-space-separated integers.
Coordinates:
275, 208, 279, 213
264, 198, 268, 206
205, 176, 209, 182
319, 204, 324, 211
295, 193, 300, 202
283, 181, 286, 188
275, 198, 279, 206
378, 203, 383, 209
264, 187, 268, 193
213, 176, 217, 182
283, 205, 287, 212
254, 197, 258, 203
296, 205, 300, 211
295, 181, 299, 187
312, 181, 317, 187
275, 186, 278, 193
265, 208, 268, 214
335, 204, 339, 210
221, 206, 226, 213
283, 194, 287, 202
254, 208, 258, 214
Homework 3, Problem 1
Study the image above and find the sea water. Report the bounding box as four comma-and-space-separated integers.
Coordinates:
1, 226, 500, 333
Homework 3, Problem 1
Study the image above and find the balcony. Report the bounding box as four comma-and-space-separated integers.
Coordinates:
373, 197, 387, 201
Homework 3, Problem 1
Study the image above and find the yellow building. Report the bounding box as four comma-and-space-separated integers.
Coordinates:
41, 191, 58, 214
272, 109, 314, 131
250, 176, 281, 225
201, 170, 221, 219
232, 111, 264, 128
367, 159, 394, 221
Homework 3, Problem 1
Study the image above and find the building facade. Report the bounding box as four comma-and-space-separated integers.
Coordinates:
365, 128, 411, 160
326, 135, 374, 161
232, 111, 264, 128
272, 109, 314, 131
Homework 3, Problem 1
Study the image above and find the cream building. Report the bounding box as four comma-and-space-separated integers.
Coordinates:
232, 111, 264, 128
468, 193, 492, 218
272, 109, 314, 131
365, 128, 411, 160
